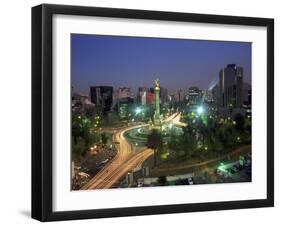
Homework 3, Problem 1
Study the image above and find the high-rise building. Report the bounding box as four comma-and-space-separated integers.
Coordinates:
146, 88, 155, 104
187, 86, 201, 105
137, 87, 147, 105
247, 89, 251, 106
160, 86, 169, 104
118, 97, 134, 119
243, 83, 252, 106
219, 64, 244, 108
118, 87, 131, 99
176, 89, 186, 103
236, 67, 243, 107
212, 84, 220, 105
90, 86, 113, 114
141, 92, 146, 105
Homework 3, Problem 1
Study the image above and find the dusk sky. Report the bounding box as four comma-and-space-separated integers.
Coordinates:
71, 34, 251, 95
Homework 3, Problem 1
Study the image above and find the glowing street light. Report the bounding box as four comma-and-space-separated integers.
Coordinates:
196, 106, 204, 115
218, 162, 228, 173
135, 107, 142, 115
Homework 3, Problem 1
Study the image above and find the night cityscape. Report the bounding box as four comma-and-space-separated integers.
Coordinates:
71, 34, 252, 190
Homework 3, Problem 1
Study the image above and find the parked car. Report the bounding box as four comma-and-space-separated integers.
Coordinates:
187, 177, 194, 185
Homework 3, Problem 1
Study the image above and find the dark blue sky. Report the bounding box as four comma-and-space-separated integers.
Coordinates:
71, 34, 251, 95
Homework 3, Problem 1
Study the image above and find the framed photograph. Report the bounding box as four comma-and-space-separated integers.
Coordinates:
32, 4, 274, 221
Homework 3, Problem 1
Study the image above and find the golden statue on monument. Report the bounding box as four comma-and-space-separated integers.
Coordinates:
155, 78, 160, 88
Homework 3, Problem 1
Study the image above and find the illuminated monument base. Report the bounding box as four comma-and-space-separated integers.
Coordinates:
124, 78, 184, 145
125, 79, 183, 143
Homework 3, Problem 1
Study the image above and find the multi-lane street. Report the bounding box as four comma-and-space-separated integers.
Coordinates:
169, 113, 187, 127
82, 113, 180, 190
82, 123, 150, 189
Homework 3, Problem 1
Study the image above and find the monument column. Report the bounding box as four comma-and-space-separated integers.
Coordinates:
155, 82, 160, 117
153, 79, 161, 128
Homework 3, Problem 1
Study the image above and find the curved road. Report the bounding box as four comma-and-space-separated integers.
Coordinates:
82, 113, 180, 190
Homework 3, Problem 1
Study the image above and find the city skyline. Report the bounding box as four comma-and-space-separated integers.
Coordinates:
71, 34, 252, 190
71, 34, 251, 95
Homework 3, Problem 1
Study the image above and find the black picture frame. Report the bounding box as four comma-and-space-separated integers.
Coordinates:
32, 4, 274, 222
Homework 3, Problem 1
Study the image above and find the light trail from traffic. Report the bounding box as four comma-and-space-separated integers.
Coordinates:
82, 112, 180, 190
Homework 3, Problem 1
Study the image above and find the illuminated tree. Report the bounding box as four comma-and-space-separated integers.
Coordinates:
101, 132, 108, 146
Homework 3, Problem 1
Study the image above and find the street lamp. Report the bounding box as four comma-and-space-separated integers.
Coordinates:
168, 123, 173, 129
135, 107, 142, 115
196, 105, 204, 115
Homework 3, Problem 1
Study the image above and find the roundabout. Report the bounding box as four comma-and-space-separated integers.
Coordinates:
82, 79, 187, 189
124, 123, 184, 146
124, 79, 186, 147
